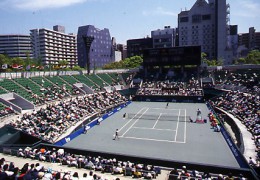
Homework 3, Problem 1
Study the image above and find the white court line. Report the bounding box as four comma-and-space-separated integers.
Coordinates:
119, 136, 186, 143
183, 109, 187, 143
132, 126, 176, 131
150, 108, 186, 110
152, 113, 162, 129
121, 107, 149, 137
174, 109, 181, 141
118, 107, 146, 132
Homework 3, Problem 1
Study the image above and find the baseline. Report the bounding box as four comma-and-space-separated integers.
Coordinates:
120, 136, 186, 143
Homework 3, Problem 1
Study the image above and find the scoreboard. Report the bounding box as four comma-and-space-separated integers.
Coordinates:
143, 46, 201, 66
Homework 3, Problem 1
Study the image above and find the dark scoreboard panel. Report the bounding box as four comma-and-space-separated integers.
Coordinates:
143, 46, 201, 66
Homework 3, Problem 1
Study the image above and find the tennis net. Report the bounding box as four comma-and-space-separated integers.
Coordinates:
125, 113, 190, 122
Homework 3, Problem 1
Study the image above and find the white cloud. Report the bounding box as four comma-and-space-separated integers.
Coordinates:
0, 0, 88, 10
235, 0, 260, 18
143, 7, 177, 17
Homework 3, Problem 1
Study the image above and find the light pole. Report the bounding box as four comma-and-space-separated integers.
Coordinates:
82, 35, 94, 75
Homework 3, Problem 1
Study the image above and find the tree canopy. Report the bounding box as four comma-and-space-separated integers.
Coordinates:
103, 56, 143, 69
235, 50, 260, 65
201, 52, 223, 66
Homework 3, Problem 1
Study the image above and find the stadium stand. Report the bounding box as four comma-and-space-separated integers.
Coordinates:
0, 79, 35, 103
59, 75, 80, 86
0, 67, 259, 179
0, 86, 7, 95
8, 91, 127, 143
72, 75, 100, 91
87, 74, 108, 88
0, 102, 14, 118
136, 79, 203, 96
45, 76, 73, 93
96, 73, 116, 86
209, 90, 260, 165
0, 146, 252, 180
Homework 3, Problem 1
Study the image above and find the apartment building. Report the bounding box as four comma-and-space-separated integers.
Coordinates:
30, 25, 77, 67
0, 34, 32, 59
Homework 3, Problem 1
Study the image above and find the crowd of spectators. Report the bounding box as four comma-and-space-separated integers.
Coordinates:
209, 88, 260, 165
9, 91, 127, 143
0, 105, 14, 119
168, 165, 247, 180
137, 79, 203, 96
0, 145, 251, 180
208, 69, 259, 92
8, 147, 250, 180
6, 146, 161, 179
31, 85, 80, 106
0, 156, 124, 180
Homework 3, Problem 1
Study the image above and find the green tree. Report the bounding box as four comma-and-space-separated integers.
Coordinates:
58, 60, 69, 69
11, 57, 24, 66
246, 50, 260, 64
234, 50, 260, 64
122, 56, 143, 68
103, 56, 143, 69
234, 57, 246, 65
0, 54, 8, 66
103, 61, 124, 69
72, 65, 83, 71
201, 52, 223, 66
201, 52, 208, 64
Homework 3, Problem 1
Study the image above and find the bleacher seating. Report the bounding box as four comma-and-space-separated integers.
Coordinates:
13, 78, 42, 96
0, 102, 14, 118
108, 73, 120, 82
45, 76, 73, 93
0, 86, 7, 95
5, 147, 162, 179
87, 74, 108, 87
73, 75, 99, 90
59, 75, 79, 85
0, 68, 260, 180
30, 76, 53, 88
96, 73, 115, 86
121, 72, 134, 85
0, 79, 35, 102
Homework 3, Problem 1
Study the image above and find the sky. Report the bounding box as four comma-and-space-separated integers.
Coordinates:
0, 0, 259, 44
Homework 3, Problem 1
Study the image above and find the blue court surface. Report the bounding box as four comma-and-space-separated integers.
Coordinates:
64, 102, 240, 168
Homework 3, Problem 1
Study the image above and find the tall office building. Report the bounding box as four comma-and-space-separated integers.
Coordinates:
178, 0, 233, 64
0, 34, 32, 59
30, 25, 77, 67
77, 25, 113, 69
151, 26, 176, 48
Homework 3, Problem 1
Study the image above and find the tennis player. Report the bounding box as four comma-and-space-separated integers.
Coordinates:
166, 102, 169, 108
113, 129, 119, 140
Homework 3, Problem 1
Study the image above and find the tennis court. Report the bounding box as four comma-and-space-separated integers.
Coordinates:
119, 107, 188, 143
65, 101, 240, 168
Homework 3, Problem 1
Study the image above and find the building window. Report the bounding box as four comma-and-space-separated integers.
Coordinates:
180, 17, 189, 22
192, 14, 201, 23
202, 14, 211, 20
